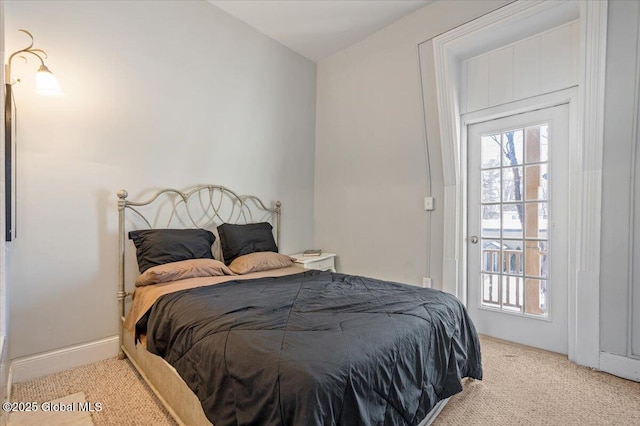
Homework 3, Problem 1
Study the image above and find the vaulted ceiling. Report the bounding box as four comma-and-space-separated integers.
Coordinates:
209, 1, 432, 61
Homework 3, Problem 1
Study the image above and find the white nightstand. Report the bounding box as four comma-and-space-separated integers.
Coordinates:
290, 253, 336, 272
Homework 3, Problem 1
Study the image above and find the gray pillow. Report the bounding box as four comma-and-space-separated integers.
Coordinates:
217, 222, 277, 265
128, 228, 215, 273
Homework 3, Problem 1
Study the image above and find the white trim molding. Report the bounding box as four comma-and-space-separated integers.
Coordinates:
570, 0, 607, 369
429, 0, 607, 368
10, 336, 118, 383
599, 352, 640, 382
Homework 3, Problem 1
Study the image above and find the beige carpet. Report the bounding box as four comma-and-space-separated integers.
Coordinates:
7, 392, 95, 426
10, 357, 175, 425
434, 336, 640, 425
9, 336, 640, 425
8, 392, 94, 426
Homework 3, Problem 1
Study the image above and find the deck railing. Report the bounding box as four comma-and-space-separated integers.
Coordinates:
482, 248, 523, 310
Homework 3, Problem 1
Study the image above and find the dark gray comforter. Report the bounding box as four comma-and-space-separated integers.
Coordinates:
142, 270, 482, 425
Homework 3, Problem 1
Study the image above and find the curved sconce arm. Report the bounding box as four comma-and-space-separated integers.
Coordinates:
4, 29, 62, 96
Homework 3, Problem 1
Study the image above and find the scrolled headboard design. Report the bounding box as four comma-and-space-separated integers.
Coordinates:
117, 185, 280, 237
116, 185, 281, 357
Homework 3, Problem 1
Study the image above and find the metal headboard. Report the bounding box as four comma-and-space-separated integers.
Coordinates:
116, 185, 281, 358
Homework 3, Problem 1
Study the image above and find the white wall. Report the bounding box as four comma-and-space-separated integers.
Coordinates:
600, 0, 640, 359
315, 0, 511, 286
5, 0, 316, 359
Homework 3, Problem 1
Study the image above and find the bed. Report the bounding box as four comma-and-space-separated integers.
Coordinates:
117, 185, 482, 426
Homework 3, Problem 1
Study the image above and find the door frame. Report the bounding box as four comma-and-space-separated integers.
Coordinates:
464, 92, 575, 354
430, 0, 607, 368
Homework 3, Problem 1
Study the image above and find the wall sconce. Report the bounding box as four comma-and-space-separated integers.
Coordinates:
4, 29, 62, 241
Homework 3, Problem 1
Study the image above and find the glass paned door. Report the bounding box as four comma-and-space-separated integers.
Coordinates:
479, 125, 549, 317
467, 104, 569, 354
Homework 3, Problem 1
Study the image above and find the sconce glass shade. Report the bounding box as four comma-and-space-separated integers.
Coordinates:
35, 64, 63, 96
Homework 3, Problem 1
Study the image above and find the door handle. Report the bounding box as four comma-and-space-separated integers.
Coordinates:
469, 235, 479, 244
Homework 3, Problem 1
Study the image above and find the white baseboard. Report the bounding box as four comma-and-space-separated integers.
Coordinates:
600, 351, 640, 382
11, 336, 119, 383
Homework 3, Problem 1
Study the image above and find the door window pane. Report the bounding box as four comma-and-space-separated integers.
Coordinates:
482, 274, 501, 307
503, 167, 523, 202
525, 241, 548, 278
481, 205, 501, 238
502, 275, 523, 312
524, 164, 548, 201
502, 244, 523, 275
525, 124, 549, 163
482, 169, 501, 202
524, 202, 548, 239
481, 240, 501, 272
502, 129, 523, 166
481, 134, 502, 169
525, 278, 548, 317
502, 204, 523, 239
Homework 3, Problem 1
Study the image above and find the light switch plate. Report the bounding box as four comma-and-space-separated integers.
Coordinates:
424, 197, 434, 211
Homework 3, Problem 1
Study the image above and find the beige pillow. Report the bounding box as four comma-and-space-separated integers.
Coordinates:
135, 259, 233, 287
228, 252, 294, 275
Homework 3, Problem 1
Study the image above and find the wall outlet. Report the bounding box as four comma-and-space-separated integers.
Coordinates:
424, 197, 434, 211
422, 277, 432, 288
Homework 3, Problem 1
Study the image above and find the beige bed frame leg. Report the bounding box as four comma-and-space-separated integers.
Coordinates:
117, 190, 129, 363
